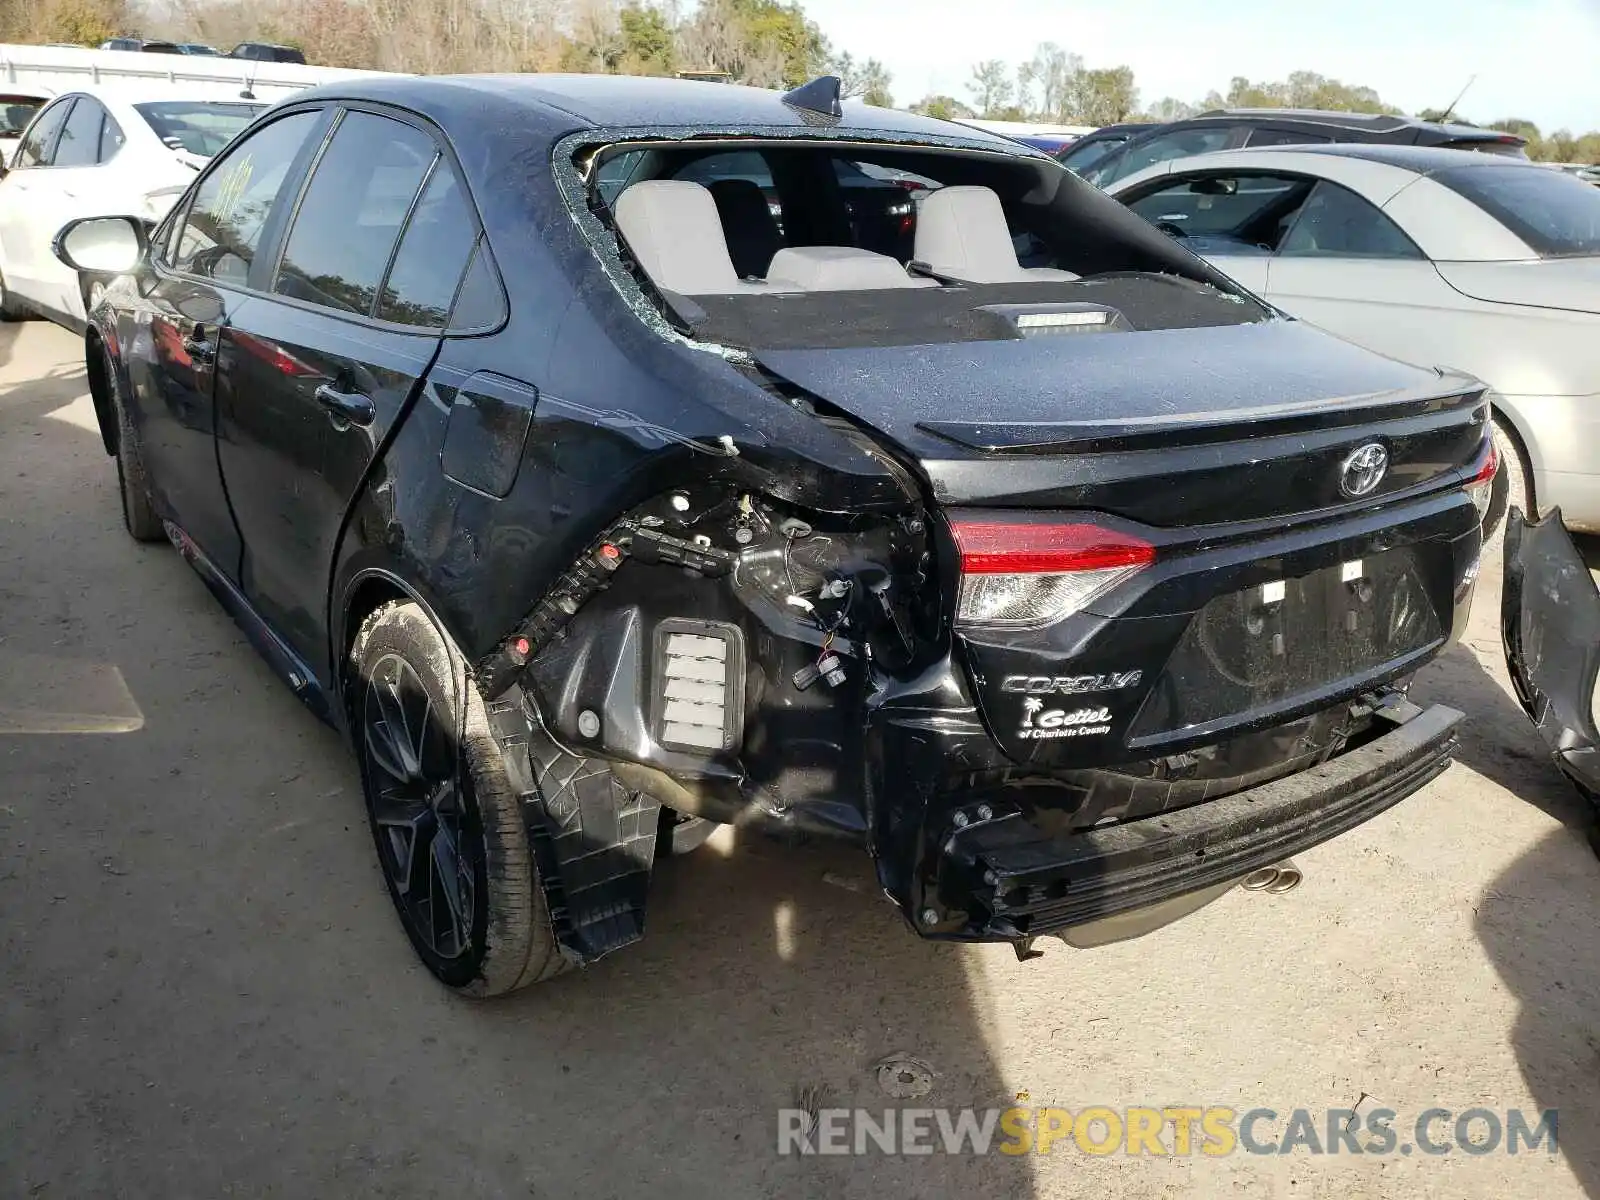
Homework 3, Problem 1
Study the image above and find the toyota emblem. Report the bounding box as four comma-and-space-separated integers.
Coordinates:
1339, 442, 1389, 499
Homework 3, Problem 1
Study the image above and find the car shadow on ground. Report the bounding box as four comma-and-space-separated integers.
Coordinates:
0, 321, 1038, 1199
1474, 825, 1600, 1195
1425, 534, 1600, 1194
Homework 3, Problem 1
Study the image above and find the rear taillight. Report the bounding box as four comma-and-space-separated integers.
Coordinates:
1465, 437, 1499, 520
951, 519, 1155, 628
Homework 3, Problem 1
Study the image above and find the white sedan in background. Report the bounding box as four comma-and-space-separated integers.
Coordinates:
1108, 144, 1600, 532
0, 84, 264, 326
0, 87, 53, 165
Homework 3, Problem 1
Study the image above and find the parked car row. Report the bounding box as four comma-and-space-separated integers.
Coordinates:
98, 37, 307, 63
1062, 108, 1528, 188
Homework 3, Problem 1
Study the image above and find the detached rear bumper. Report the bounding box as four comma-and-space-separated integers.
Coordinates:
919, 699, 1462, 942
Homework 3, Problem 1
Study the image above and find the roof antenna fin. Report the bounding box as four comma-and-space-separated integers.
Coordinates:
782, 75, 843, 120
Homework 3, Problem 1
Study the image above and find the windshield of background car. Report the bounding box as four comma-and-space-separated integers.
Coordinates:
1086, 127, 1234, 187
135, 101, 263, 158
1058, 134, 1129, 173
1436, 164, 1600, 257
582, 138, 1270, 350
0, 96, 44, 137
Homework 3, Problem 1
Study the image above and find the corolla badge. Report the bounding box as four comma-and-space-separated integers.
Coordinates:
1339, 442, 1389, 499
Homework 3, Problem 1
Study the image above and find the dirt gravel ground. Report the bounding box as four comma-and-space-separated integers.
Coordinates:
2, 318, 1599, 1199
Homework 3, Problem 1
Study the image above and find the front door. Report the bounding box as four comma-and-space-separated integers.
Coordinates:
215, 108, 480, 679
129, 107, 329, 571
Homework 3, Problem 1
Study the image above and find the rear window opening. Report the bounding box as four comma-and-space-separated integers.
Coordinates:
578, 137, 1269, 350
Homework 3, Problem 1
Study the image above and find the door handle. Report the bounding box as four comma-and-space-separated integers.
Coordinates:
314, 383, 375, 427
182, 330, 215, 363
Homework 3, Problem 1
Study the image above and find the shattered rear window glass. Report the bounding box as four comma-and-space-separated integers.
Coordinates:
581, 137, 1271, 350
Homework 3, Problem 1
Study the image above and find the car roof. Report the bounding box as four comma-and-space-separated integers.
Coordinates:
1196, 107, 1415, 130
1263, 141, 1539, 174
293, 73, 1027, 148
1078, 122, 1153, 138
45, 81, 267, 107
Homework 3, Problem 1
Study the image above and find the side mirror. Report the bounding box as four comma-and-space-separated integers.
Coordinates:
52, 215, 148, 274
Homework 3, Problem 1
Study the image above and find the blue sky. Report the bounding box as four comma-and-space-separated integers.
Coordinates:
802, 0, 1599, 132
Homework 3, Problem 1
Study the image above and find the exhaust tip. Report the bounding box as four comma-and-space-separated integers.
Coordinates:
1240, 860, 1304, 894
1240, 866, 1281, 891
1264, 861, 1303, 894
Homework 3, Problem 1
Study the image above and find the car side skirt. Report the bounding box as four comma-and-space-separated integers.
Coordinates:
164, 519, 333, 726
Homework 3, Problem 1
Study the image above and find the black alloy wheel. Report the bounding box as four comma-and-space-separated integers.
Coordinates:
361, 651, 482, 966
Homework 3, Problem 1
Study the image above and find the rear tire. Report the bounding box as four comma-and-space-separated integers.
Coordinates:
351, 600, 568, 996
108, 353, 164, 543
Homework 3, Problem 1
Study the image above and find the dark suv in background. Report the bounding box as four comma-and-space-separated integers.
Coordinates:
229, 42, 308, 64
1075, 109, 1529, 187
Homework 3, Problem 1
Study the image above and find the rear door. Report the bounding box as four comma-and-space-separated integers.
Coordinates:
0, 96, 72, 304
130, 107, 329, 568
215, 106, 482, 670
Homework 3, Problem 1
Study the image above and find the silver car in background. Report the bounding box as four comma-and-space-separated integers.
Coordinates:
1108, 144, 1600, 532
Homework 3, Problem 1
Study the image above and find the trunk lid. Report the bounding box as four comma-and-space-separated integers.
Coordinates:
756, 320, 1487, 521
1436, 257, 1600, 317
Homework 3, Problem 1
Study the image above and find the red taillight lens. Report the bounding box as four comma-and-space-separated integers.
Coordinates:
951, 519, 1155, 627
1464, 436, 1499, 520
1468, 438, 1499, 487
954, 522, 1156, 574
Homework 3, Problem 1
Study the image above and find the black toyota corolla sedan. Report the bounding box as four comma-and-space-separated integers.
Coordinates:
54, 73, 1494, 994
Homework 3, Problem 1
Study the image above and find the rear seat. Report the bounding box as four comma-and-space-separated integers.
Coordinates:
613, 179, 939, 295
764, 246, 937, 291
613, 180, 775, 295
914, 185, 1079, 283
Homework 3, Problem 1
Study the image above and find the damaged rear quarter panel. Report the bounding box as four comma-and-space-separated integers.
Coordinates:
329, 126, 919, 687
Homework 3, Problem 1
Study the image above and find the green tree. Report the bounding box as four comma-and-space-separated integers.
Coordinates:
618, 3, 675, 74
1220, 71, 1390, 114
967, 59, 1014, 117
1022, 43, 1078, 121
826, 48, 893, 107
1070, 65, 1139, 125
676, 0, 824, 86
1145, 96, 1195, 122
909, 94, 973, 120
